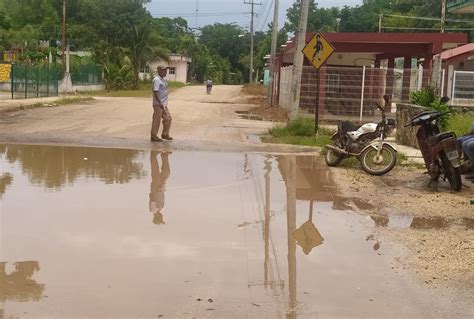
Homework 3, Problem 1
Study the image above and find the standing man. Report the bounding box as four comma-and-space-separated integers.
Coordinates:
151, 66, 173, 142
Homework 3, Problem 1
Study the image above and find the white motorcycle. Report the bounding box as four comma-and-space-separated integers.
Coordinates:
325, 103, 397, 176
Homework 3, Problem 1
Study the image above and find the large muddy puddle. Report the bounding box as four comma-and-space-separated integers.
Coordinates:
0, 144, 471, 318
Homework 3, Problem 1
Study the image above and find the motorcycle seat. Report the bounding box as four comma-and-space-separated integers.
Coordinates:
341, 121, 361, 133
430, 132, 456, 145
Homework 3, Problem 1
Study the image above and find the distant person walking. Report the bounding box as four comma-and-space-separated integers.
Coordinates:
151, 66, 173, 142
206, 79, 213, 94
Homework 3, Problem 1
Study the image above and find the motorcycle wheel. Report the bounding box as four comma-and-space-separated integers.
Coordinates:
360, 144, 397, 176
325, 140, 344, 167
440, 153, 462, 191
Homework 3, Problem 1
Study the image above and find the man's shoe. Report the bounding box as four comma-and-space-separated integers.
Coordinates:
151, 137, 163, 142
161, 135, 173, 141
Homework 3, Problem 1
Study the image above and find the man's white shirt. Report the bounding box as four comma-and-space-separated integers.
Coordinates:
153, 75, 168, 107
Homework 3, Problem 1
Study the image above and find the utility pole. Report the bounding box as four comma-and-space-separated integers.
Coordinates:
441, 0, 446, 33
433, 0, 447, 95
378, 14, 383, 33
245, 0, 262, 83
61, 0, 66, 65
289, 0, 309, 120
195, 0, 199, 29
268, 0, 280, 107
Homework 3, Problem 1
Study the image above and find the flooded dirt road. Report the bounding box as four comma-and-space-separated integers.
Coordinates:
0, 86, 279, 152
1, 144, 472, 318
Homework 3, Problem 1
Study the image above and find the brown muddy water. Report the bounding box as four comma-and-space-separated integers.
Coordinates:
0, 144, 471, 318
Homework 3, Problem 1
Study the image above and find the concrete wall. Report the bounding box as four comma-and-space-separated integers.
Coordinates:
395, 103, 427, 148
0, 82, 10, 91
71, 84, 105, 92
278, 66, 293, 108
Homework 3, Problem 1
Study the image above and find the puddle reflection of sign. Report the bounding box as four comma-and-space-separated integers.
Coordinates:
302, 32, 335, 71
293, 220, 324, 255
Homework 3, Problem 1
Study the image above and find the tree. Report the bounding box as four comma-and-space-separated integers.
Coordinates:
199, 23, 248, 71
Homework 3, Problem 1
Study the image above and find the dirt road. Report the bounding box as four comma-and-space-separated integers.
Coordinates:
0, 86, 297, 152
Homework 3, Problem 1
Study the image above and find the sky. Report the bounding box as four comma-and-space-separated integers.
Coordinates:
146, 0, 362, 31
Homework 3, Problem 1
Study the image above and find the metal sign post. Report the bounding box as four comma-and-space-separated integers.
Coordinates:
302, 32, 335, 134
315, 69, 320, 134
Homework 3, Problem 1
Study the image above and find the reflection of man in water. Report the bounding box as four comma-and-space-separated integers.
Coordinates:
312, 35, 324, 62
149, 151, 171, 225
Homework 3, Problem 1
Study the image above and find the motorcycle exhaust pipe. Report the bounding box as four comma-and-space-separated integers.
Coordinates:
325, 144, 349, 155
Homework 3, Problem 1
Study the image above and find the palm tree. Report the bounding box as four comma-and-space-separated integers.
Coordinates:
129, 22, 169, 89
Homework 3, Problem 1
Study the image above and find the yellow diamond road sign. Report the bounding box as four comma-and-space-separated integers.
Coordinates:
302, 32, 335, 71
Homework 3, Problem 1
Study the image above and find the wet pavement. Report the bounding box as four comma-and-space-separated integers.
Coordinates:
0, 144, 472, 318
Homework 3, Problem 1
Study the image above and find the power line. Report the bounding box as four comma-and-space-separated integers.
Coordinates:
382, 26, 474, 31
151, 12, 250, 17
258, 0, 274, 31
383, 14, 474, 24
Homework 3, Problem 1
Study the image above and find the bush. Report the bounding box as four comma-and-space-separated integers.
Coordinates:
410, 86, 450, 130
447, 112, 474, 137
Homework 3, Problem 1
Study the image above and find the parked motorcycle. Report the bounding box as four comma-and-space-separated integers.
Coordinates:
405, 111, 462, 191
325, 103, 397, 176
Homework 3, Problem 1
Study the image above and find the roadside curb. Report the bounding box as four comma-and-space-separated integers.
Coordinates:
0, 96, 94, 115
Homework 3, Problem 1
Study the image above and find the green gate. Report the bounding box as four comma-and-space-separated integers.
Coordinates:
71, 64, 102, 85
11, 63, 61, 99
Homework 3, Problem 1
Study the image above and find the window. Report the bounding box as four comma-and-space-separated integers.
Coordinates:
140, 65, 150, 73
168, 67, 176, 75
326, 74, 340, 93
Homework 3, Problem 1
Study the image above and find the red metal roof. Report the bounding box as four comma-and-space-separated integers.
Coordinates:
439, 43, 474, 61
282, 32, 468, 56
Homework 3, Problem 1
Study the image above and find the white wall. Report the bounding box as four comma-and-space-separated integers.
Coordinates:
142, 55, 191, 83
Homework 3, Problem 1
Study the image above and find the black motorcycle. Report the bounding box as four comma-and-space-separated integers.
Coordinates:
405, 111, 462, 191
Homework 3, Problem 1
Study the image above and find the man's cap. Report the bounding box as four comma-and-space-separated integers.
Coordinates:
157, 66, 168, 71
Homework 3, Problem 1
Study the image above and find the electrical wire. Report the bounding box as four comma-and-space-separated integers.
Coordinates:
151, 12, 249, 18
258, 0, 274, 31
382, 26, 474, 31
383, 14, 474, 24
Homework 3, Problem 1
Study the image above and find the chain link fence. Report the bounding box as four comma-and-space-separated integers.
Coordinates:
278, 65, 428, 122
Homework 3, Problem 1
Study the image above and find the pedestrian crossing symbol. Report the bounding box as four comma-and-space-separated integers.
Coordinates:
302, 32, 335, 70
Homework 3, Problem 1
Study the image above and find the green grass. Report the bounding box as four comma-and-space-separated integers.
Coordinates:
263, 135, 331, 147
264, 118, 333, 147
447, 112, 474, 137
78, 81, 186, 98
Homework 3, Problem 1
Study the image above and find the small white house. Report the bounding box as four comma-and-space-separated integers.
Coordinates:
140, 54, 192, 83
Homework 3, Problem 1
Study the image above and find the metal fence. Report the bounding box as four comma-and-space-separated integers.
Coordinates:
71, 64, 102, 85
10, 63, 60, 99
451, 70, 474, 106
278, 65, 429, 122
